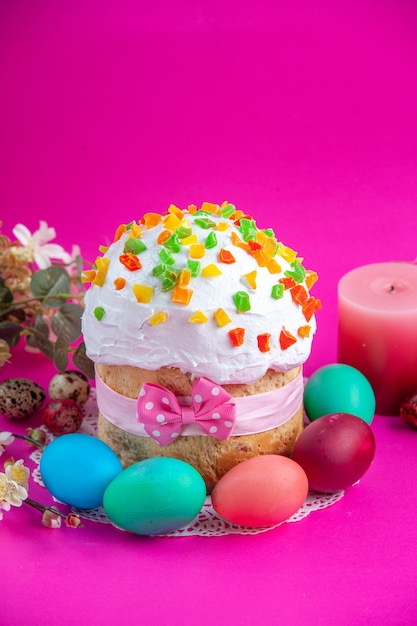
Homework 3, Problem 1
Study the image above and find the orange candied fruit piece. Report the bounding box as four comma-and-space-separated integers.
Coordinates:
157, 229, 171, 245
231, 231, 249, 252
119, 253, 142, 271
257, 333, 271, 352
305, 270, 319, 290
229, 327, 245, 347
132, 284, 153, 304
81, 269, 97, 284
200, 201, 220, 215
250, 249, 270, 268
172, 286, 193, 305
113, 224, 127, 242
218, 249, 236, 264
302, 297, 322, 322
279, 276, 296, 290
279, 328, 297, 350
267, 258, 282, 274
290, 285, 308, 306
179, 268, 191, 287
143, 212, 162, 229
298, 325, 311, 338
187, 204, 198, 214
114, 277, 126, 290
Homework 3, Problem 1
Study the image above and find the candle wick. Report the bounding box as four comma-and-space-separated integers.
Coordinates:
389, 285, 396, 294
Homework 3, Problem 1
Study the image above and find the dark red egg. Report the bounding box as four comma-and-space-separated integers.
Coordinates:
42, 399, 84, 435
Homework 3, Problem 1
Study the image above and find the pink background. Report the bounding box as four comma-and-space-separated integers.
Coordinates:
1, 1, 417, 624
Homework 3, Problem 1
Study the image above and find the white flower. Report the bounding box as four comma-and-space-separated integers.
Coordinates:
13, 221, 72, 269
0, 499, 11, 521
5, 459, 30, 491
0, 472, 28, 506
0, 432, 14, 457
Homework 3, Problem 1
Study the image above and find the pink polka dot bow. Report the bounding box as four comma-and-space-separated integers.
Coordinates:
137, 378, 237, 446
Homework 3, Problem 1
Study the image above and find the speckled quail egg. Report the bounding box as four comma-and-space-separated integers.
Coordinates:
48, 370, 90, 404
0, 378, 46, 419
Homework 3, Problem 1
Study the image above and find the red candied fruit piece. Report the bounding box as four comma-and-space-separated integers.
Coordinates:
119, 254, 142, 271
279, 328, 297, 350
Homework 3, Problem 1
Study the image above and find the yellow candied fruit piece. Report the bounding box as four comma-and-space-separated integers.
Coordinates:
181, 234, 198, 246
188, 310, 209, 324
201, 264, 222, 277
149, 311, 168, 326
267, 258, 282, 274
216, 222, 229, 232
277, 243, 297, 263
220, 200, 229, 208
189, 243, 206, 259
132, 284, 153, 303
81, 269, 97, 283
92, 257, 110, 287
129, 223, 142, 238
99, 245, 109, 254
179, 268, 191, 287
262, 237, 278, 258
167, 204, 184, 219
172, 286, 193, 305
200, 201, 220, 215
143, 212, 162, 229
214, 308, 232, 327
242, 270, 257, 289
163, 213, 183, 232
298, 325, 312, 338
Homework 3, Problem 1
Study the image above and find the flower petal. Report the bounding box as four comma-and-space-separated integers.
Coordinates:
12, 223, 33, 246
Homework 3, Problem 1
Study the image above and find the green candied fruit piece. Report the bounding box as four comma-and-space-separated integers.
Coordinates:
124, 238, 147, 255
220, 204, 236, 219
271, 284, 284, 300
163, 233, 181, 253
161, 270, 179, 292
239, 218, 258, 242
263, 228, 275, 238
233, 290, 251, 313
194, 217, 216, 229
125, 221, 135, 230
94, 306, 106, 321
187, 259, 201, 277
284, 259, 306, 284
159, 248, 175, 265
205, 231, 218, 249
176, 226, 193, 239
152, 263, 166, 277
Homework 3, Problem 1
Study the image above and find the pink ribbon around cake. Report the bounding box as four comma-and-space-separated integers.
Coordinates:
95, 368, 304, 444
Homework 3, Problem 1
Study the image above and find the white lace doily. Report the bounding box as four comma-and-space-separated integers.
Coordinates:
30, 389, 344, 537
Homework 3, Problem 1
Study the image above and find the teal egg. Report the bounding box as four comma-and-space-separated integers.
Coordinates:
40, 433, 123, 509
103, 457, 206, 535
304, 364, 375, 424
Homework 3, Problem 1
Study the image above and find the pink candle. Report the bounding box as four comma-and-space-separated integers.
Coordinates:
338, 262, 417, 416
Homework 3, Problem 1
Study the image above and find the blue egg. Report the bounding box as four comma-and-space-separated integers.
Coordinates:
40, 433, 123, 509
304, 364, 375, 424
103, 457, 206, 535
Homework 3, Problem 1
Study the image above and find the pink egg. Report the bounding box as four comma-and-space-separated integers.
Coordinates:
211, 455, 309, 527
292, 413, 376, 492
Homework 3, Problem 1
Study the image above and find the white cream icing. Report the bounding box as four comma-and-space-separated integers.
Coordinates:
82, 206, 319, 384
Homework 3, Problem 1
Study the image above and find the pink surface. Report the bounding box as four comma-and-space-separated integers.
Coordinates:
1, 1, 417, 624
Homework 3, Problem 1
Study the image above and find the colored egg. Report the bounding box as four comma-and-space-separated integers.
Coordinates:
211, 455, 309, 527
293, 412, 376, 492
42, 398, 84, 435
304, 364, 375, 424
103, 457, 206, 535
40, 433, 123, 509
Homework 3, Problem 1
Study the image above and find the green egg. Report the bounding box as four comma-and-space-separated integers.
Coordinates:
103, 457, 206, 535
304, 364, 376, 424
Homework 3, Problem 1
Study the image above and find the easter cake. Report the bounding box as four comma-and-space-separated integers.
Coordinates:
81, 202, 321, 493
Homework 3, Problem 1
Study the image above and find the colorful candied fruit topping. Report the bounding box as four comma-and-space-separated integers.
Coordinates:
233, 291, 251, 313
205, 231, 218, 249
92, 257, 109, 286
214, 308, 232, 327
279, 328, 297, 350
94, 306, 105, 321
119, 254, 142, 272
149, 311, 168, 326
186, 259, 201, 277
132, 284, 153, 303
218, 248, 236, 264
271, 283, 284, 300
298, 325, 311, 338
257, 333, 271, 352
229, 327, 245, 347
188, 310, 209, 324
201, 264, 222, 277
114, 277, 126, 290
124, 238, 147, 255
242, 270, 257, 290
172, 286, 193, 305
189, 243, 206, 259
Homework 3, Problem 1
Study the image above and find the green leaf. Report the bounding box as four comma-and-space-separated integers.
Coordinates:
54, 329, 70, 372
0, 277, 13, 305
30, 267, 70, 308
26, 328, 54, 359
0, 321, 22, 347
73, 341, 95, 379
50, 303, 83, 343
